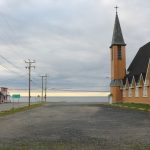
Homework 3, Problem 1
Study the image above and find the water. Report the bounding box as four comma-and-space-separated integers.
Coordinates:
11, 96, 109, 103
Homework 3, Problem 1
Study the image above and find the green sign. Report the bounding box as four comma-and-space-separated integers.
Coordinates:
12, 94, 21, 99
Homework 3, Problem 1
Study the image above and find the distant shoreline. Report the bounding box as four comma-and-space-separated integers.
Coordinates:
9, 90, 110, 97
9, 96, 109, 103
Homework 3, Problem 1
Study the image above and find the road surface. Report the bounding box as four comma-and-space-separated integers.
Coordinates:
0, 102, 150, 150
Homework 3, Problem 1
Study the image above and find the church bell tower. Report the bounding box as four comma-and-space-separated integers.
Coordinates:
110, 7, 126, 102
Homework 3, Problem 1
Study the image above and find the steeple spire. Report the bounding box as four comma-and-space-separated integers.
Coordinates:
110, 8, 126, 48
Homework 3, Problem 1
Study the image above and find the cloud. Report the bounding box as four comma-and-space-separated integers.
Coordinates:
0, 0, 149, 91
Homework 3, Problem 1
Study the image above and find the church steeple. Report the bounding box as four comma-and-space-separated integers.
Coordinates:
110, 7, 126, 103
110, 11, 126, 48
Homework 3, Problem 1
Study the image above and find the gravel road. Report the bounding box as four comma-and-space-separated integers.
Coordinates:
0, 102, 149, 150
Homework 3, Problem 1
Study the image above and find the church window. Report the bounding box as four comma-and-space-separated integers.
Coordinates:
128, 87, 132, 97
117, 46, 122, 60
143, 86, 148, 97
135, 87, 139, 97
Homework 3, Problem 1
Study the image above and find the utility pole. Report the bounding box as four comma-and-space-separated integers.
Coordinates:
40, 75, 45, 102
25, 59, 35, 106
44, 74, 48, 102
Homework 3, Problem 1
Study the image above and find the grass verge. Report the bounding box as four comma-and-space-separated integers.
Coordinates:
112, 102, 150, 111
0, 140, 149, 150
0, 102, 46, 117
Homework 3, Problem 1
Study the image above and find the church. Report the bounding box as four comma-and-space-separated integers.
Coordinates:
110, 10, 150, 104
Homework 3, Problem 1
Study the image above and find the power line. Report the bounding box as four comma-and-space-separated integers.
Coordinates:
0, 12, 45, 78
0, 13, 42, 89
0, 54, 21, 70
0, 15, 42, 87
0, 55, 40, 89
0, 13, 37, 74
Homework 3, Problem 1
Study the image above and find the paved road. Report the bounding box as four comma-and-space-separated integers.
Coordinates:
0, 102, 150, 150
0, 102, 29, 112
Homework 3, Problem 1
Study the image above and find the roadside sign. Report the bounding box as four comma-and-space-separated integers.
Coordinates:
12, 94, 21, 99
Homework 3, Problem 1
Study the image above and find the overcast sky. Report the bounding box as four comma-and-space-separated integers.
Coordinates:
0, 0, 149, 91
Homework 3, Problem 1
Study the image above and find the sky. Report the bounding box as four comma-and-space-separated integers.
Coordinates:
0, 0, 150, 91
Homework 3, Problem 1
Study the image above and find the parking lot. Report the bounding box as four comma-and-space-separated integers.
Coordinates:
0, 102, 150, 150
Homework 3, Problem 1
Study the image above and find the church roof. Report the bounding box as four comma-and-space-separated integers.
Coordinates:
110, 13, 126, 48
126, 42, 150, 83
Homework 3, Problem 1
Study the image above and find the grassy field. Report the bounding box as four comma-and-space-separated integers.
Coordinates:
112, 103, 150, 111
0, 102, 45, 117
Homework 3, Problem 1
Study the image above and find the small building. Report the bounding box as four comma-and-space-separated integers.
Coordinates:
110, 10, 150, 104
0, 87, 9, 103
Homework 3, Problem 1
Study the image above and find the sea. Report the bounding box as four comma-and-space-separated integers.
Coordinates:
11, 96, 109, 103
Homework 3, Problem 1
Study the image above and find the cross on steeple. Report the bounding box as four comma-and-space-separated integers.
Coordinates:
114, 5, 119, 14
110, 5, 126, 48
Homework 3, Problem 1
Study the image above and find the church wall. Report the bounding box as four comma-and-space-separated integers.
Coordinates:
122, 86, 150, 104
123, 97, 150, 104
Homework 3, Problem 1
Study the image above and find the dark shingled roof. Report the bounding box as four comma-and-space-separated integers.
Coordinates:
110, 13, 126, 48
126, 42, 150, 82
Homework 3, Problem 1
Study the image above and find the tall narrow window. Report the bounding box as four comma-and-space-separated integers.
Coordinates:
117, 46, 122, 60
143, 86, 148, 97
123, 88, 126, 97
135, 87, 139, 97
128, 87, 132, 97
